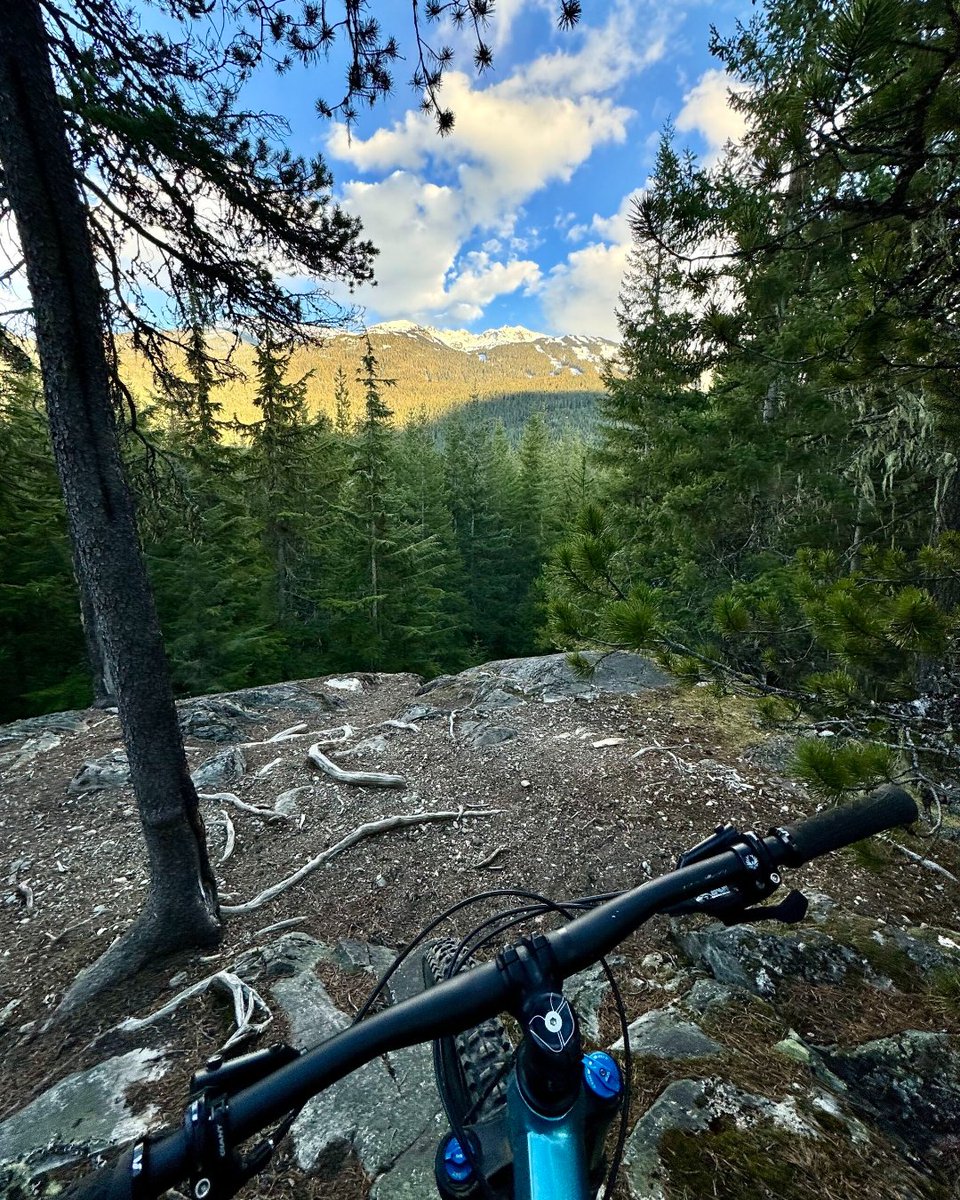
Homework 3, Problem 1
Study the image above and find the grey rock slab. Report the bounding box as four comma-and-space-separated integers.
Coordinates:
622, 1078, 818, 1200
0, 711, 88, 742
886, 925, 960, 979
566, 961, 613, 1043
67, 750, 130, 793
680, 978, 755, 1017
461, 722, 519, 750
219, 682, 343, 714
610, 1009, 723, 1059
397, 704, 445, 724
0, 1048, 169, 1185
0, 731, 61, 771
458, 651, 672, 700
274, 786, 313, 817
674, 923, 889, 997
818, 1031, 960, 1148
178, 700, 260, 743
237, 934, 442, 1182
622, 1078, 712, 1200
191, 745, 247, 788
368, 1134, 443, 1200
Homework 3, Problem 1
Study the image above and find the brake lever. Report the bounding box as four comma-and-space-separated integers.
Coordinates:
720, 888, 809, 926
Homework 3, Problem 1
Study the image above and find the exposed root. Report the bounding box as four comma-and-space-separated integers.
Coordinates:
199, 790, 292, 822
115, 970, 272, 1051
307, 744, 406, 788
219, 811, 236, 863
52, 904, 222, 1021
221, 807, 502, 914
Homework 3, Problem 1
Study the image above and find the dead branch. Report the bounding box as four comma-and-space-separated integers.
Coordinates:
307, 744, 406, 788
474, 843, 510, 869
115, 970, 272, 1051
255, 756, 284, 778
221, 807, 502, 915
253, 916, 307, 937
382, 719, 420, 732
884, 838, 960, 883
311, 724, 356, 748
237, 722, 309, 750
199, 791, 291, 823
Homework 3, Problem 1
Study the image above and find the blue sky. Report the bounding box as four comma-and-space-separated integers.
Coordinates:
243, 0, 754, 339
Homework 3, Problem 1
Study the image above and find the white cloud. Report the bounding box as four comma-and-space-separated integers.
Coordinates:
323, 2, 669, 327
537, 190, 641, 339
539, 238, 631, 340
339, 171, 540, 323
328, 71, 633, 225
676, 68, 749, 159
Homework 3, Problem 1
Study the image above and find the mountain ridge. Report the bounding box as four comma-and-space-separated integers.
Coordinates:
117, 322, 619, 427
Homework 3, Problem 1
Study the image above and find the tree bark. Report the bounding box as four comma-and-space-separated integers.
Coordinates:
0, 0, 221, 1013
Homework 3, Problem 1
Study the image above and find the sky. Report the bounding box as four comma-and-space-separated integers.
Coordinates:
240, 0, 754, 340
0, 1, 754, 346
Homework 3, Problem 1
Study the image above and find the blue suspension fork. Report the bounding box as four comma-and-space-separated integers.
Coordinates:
435, 935, 623, 1200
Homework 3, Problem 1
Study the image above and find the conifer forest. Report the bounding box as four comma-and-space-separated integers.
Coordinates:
2, 0, 960, 817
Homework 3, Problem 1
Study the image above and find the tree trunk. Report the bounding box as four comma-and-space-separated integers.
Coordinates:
0, 0, 221, 1013
76, 570, 117, 707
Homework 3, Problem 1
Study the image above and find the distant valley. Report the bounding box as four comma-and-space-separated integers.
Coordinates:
117, 321, 620, 432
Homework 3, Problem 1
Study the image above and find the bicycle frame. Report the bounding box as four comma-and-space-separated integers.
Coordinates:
506, 1073, 591, 1200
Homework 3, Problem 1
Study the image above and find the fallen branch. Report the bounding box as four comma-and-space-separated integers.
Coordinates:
237, 723, 309, 749
307, 744, 406, 788
221, 807, 502, 914
382, 719, 420, 733
884, 838, 960, 883
115, 971, 272, 1051
199, 791, 291, 823
253, 916, 307, 937
255, 756, 284, 778
311, 724, 356, 748
474, 843, 510, 869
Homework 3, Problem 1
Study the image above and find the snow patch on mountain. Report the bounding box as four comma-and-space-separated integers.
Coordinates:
369, 322, 546, 353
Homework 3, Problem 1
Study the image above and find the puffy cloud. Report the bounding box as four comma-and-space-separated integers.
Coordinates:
537, 190, 641, 339
676, 68, 749, 158
339, 171, 539, 323
323, 2, 670, 327
539, 239, 630, 340
328, 71, 632, 222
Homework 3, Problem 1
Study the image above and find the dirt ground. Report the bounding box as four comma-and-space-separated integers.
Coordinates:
1, 670, 958, 1198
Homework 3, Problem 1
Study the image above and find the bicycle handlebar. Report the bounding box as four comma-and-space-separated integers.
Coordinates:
775, 784, 917, 865
62, 786, 917, 1200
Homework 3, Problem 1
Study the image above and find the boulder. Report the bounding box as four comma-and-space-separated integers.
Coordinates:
66, 750, 130, 793
674, 923, 891, 997
190, 746, 247, 789
177, 699, 260, 743
621, 1078, 816, 1200
610, 1009, 723, 1059
818, 1031, 960, 1149
235, 934, 443, 1185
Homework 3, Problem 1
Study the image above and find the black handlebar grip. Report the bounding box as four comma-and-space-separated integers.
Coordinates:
777, 785, 918, 866
59, 1148, 136, 1200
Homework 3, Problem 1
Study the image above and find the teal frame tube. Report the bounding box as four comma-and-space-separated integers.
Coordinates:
506, 1075, 589, 1200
